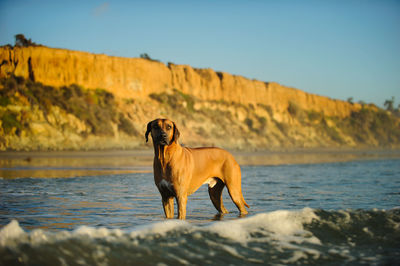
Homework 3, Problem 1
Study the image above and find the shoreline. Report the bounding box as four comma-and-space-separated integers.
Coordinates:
233, 147, 400, 165
1, 148, 399, 178
1, 147, 400, 162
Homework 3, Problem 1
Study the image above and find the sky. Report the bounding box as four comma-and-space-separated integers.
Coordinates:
0, 0, 399, 107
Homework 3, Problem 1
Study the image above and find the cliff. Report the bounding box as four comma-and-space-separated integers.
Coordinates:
1, 46, 399, 151
0, 46, 360, 117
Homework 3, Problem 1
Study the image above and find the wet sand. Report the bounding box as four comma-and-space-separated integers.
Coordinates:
0, 150, 153, 178
1, 148, 399, 178
232, 148, 400, 165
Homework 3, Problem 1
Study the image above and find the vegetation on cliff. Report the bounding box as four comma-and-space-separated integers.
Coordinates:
1, 38, 400, 151
1, 74, 400, 151
146, 89, 400, 149
1, 75, 138, 136
0, 76, 140, 150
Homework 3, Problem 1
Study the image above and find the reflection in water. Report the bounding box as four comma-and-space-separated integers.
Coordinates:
0, 150, 153, 178
1, 149, 399, 178
0, 169, 152, 179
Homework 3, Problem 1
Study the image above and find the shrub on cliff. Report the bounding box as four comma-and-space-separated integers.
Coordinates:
339, 108, 400, 145
288, 101, 307, 122
1, 110, 22, 135
0, 76, 137, 137
149, 89, 195, 113
118, 114, 138, 135
140, 53, 160, 62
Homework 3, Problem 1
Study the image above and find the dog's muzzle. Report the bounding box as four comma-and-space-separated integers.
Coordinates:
157, 132, 170, 145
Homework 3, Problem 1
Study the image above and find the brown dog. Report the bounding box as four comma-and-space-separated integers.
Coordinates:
145, 118, 249, 219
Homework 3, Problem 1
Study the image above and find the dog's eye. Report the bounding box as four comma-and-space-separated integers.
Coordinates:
166, 125, 172, 130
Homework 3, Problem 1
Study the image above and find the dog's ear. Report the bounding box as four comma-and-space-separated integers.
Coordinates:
145, 121, 153, 143
171, 122, 180, 143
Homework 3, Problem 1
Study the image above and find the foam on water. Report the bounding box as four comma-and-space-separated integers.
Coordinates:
129, 219, 190, 239
209, 207, 319, 240
1, 208, 399, 265
0, 220, 25, 246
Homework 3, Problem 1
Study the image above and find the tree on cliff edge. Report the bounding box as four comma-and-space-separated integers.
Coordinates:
140, 53, 160, 62
14, 34, 38, 47
384, 97, 395, 112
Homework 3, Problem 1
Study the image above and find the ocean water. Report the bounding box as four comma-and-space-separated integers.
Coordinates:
1, 158, 400, 265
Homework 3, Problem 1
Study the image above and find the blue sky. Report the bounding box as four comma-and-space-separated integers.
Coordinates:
1, 0, 399, 107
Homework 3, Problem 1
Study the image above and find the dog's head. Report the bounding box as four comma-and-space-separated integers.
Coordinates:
145, 118, 180, 146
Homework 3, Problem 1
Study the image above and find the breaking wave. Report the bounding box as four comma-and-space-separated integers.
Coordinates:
1, 208, 399, 265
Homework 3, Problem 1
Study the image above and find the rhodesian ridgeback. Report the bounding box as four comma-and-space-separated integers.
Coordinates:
145, 118, 249, 220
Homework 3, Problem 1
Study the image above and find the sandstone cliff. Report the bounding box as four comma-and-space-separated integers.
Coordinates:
0, 46, 399, 151
1, 46, 360, 117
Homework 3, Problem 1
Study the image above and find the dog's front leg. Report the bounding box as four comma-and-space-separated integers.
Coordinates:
176, 195, 188, 220
162, 196, 174, 219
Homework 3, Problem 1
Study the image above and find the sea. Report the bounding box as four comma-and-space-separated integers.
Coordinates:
0, 151, 399, 265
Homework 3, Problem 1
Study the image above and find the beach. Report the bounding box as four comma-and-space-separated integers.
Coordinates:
1, 148, 399, 179
1, 152, 399, 265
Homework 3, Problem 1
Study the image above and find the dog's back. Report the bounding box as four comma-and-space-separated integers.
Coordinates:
185, 147, 249, 210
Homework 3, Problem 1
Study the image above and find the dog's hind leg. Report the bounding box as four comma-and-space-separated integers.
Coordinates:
224, 165, 249, 215
208, 178, 229, 214
226, 186, 249, 215
162, 196, 174, 218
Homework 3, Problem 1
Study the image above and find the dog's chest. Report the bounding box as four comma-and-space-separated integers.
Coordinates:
157, 179, 175, 196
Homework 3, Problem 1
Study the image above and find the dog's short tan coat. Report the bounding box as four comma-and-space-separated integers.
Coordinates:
146, 118, 249, 219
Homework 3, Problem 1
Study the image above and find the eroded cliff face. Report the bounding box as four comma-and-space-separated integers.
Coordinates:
0, 46, 360, 117
1, 71, 399, 151
3, 46, 396, 151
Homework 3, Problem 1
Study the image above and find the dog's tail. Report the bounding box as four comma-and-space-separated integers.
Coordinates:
243, 197, 250, 208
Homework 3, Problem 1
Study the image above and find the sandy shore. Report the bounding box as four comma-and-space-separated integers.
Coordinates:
1, 148, 399, 178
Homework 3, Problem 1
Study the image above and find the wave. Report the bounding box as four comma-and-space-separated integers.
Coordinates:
1, 208, 399, 265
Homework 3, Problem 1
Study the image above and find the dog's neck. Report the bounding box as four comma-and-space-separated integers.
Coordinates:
153, 142, 181, 169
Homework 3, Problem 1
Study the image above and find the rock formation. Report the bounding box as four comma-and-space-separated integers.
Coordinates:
0, 46, 360, 117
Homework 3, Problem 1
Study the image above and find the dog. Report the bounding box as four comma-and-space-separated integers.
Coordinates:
145, 118, 249, 219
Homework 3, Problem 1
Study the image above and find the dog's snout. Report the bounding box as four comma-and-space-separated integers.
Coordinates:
157, 130, 169, 145
160, 131, 169, 140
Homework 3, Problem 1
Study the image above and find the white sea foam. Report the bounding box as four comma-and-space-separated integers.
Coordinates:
0, 220, 25, 246
73, 225, 124, 239
0, 208, 320, 247
207, 207, 320, 244
1, 208, 397, 265
129, 219, 190, 239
